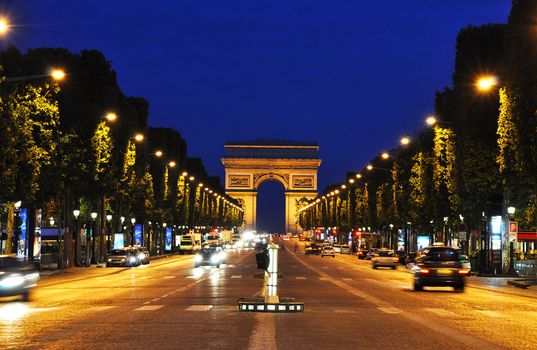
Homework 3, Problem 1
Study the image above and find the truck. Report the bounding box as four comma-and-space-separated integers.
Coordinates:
220, 230, 233, 244
179, 233, 202, 254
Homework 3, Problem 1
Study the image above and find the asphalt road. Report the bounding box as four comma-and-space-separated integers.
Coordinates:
1, 240, 536, 350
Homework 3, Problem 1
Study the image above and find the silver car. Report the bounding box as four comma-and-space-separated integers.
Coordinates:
0, 255, 40, 301
372, 249, 398, 269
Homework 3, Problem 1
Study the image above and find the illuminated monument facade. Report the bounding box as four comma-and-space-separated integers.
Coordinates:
222, 140, 321, 234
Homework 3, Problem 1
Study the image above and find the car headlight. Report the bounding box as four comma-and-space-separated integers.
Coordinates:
24, 272, 40, 281
210, 254, 220, 263
129, 257, 137, 263
138, 253, 145, 260
107, 258, 112, 262
0, 274, 25, 289
194, 255, 202, 263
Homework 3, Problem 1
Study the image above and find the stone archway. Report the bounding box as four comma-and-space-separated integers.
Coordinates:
221, 141, 321, 234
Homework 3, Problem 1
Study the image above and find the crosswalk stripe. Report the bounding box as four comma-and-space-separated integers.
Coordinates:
296, 277, 307, 280
135, 305, 164, 311
186, 305, 213, 311
231, 275, 242, 279
378, 307, 402, 314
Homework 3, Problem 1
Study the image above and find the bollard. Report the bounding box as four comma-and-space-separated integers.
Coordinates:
265, 243, 279, 303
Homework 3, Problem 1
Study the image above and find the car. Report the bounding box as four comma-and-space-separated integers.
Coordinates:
131, 246, 150, 265
194, 245, 226, 268
305, 243, 321, 255
459, 254, 471, 272
321, 246, 336, 257
0, 255, 39, 301
106, 248, 141, 267
371, 249, 398, 269
412, 246, 468, 292
333, 244, 341, 253
356, 247, 368, 259
395, 250, 407, 265
365, 248, 380, 260
340, 245, 351, 254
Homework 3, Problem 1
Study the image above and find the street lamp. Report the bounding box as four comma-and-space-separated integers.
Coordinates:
106, 214, 113, 255
105, 112, 118, 122
90, 212, 98, 265
131, 218, 136, 246
134, 133, 144, 142
475, 75, 499, 92
50, 69, 66, 81
400, 137, 410, 146
0, 17, 10, 36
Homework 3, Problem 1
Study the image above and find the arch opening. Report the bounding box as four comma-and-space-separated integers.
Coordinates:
256, 180, 285, 234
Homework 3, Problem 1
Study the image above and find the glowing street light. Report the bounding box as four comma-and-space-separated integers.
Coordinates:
476, 75, 499, 92
105, 112, 118, 122
134, 133, 144, 142
356, 173, 362, 179
366, 164, 373, 171
0, 17, 10, 35
381, 152, 389, 160
154, 150, 163, 157
50, 69, 66, 81
400, 137, 410, 146
425, 116, 437, 126
168, 161, 176, 168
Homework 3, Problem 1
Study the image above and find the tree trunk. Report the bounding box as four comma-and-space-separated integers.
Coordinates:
5, 203, 14, 254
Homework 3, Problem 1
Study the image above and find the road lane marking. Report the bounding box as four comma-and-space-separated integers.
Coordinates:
89, 306, 116, 312
292, 265, 298, 268
476, 310, 505, 318
378, 307, 402, 314
321, 266, 329, 269
319, 277, 329, 280
231, 275, 242, 279
424, 308, 459, 317
334, 309, 356, 314
186, 305, 213, 311
343, 278, 353, 281
288, 248, 505, 350
135, 305, 164, 311
296, 277, 307, 280
163, 275, 176, 279
248, 313, 276, 350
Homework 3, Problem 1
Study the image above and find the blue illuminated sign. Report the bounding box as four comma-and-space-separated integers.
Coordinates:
134, 224, 143, 246
165, 227, 172, 251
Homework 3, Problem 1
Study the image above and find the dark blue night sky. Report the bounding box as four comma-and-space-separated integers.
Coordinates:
1, 1, 511, 232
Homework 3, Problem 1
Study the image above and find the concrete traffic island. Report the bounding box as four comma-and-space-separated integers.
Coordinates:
237, 243, 304, 313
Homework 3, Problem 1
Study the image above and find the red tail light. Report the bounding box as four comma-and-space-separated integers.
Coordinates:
419, 268, 430, 274
458, 269, 470, 275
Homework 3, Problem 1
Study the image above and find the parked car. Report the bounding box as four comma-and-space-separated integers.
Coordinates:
459, 254, 471, 272
371, 249, 398, 269
194, 245, 226, 268
333, 244, 341, 253
413, 246, 468, 292
0, 255, 40, 301
106, 248, 141, 267
321, 246, 336, 257
340, 245, 351, 254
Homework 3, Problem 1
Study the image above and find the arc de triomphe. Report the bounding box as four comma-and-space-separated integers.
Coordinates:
222, 141, 321, 234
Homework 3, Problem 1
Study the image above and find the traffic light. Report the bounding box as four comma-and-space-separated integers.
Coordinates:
256, 248, 270, 271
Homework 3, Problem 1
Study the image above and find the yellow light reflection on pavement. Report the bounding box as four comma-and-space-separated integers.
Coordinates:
0, 303, 30, 322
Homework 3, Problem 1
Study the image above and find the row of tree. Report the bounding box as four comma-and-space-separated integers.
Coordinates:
0, 46, 243, 263
299, 1, 536, 271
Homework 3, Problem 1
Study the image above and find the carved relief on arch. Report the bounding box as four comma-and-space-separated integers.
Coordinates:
253, 172, 290, 189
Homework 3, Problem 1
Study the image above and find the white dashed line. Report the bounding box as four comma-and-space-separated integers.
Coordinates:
186, 305, 213, 311
424, 308, 458, 317
334, 309, 356, 314
231, 275, 242, 279
135, 305, 164, 311
342, 278, 353, 281
89, 306, 116, 312
378, 307, 402, 314
163, 276, 176, 279
476, 310, 505, 318
321, 266, 329, 269
296, 277, 307, 280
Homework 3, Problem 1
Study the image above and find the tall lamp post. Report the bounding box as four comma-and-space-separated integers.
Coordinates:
90, 212, 98, 264
131, 218, 136, 246
507, 206, 517, 275
106, 214, 112, 255
73, 210, 80, 266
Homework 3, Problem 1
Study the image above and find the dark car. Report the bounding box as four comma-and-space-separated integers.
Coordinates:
194, 245, 226, 268
305, 243, 321, 255
413, 246, 469, 292
0, 255, 40, 301
106, 248, 141, 267
395, 250, 407, 265
356, 247, 368, 259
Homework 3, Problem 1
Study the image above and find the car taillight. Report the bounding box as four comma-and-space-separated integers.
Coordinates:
419, 268, 430, 274
458, 269, 470, 275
